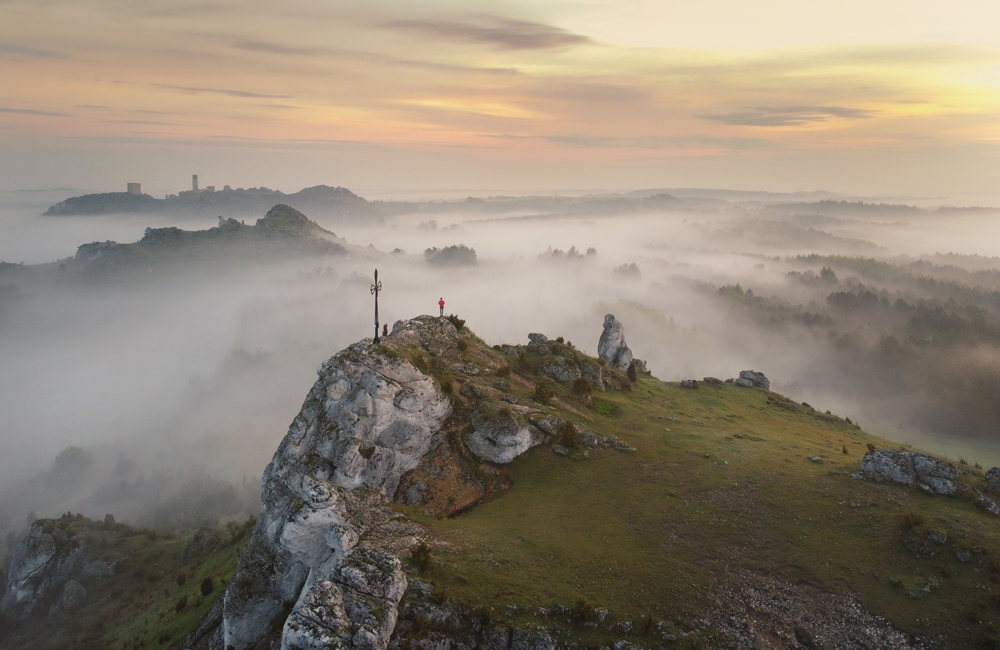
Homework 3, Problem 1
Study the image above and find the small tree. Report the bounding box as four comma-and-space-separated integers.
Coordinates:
559, 421, 580, 449
571, 377, 592, 396
533, 380, 555, 404
200, 577, 214, 596
410, 542, 432, 573
626, 361, 638, 382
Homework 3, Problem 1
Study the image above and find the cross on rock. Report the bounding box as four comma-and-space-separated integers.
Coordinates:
371, 269, 382, 344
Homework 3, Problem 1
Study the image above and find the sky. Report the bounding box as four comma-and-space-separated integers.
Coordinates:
1, 0, 999, 198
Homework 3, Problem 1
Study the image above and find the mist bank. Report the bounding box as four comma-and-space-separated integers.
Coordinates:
3, 191, 1000, 538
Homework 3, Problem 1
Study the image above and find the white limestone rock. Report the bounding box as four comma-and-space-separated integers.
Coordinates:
464, 401, 544, 464
861, 449, 966, 496
220, 323, 452, 650
598, 314, 633, 371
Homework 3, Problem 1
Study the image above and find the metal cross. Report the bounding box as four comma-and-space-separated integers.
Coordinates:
371, 269, 383, 344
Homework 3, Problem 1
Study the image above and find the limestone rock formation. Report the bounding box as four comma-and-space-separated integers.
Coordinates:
1, 518, 114, 621
465, 401, 544, 464
218, 324, 453, 649
186, 315, 644, 649
985, 467, 1000, 495
860, 449, 966, 496
735, 370, 770, 390
598, 314, 634, 371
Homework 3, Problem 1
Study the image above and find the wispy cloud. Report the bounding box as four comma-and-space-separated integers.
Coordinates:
232, 40, 316, 56
382, 16, 592, 50
0, 43, 65, 59
702, 106, 875, 127
0, 107, 66, 117
153, 84, 292, 99
543, 133, 779, 151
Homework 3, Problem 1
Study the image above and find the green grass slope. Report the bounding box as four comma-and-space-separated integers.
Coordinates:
0, 516, 252, 650
407, 355, 1000, 648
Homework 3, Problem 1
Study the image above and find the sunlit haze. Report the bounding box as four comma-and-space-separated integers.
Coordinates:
2, 0, 999, 198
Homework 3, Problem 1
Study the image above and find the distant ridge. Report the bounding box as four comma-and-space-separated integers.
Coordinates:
44, 184, 372, 218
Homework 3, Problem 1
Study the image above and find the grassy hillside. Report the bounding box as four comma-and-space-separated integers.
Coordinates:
402, 339, 1000, 648
0, 517, 252, 650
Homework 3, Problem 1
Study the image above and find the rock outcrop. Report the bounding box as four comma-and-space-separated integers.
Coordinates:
218, 321, 455, 650
860, 449, 966, 496
188, 315, 641, 650
1, 516, 115, 621
465, 402, 544, 464
597, 314, 636, 371
735, 370, 770, 390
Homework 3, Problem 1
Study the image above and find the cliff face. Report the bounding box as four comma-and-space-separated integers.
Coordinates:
191, 315, 630, 650
218, 321, 454, 649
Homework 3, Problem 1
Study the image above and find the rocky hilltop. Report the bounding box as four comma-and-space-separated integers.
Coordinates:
187, 315, 640, 650
44, 185, 372, 218
66, 204, 350, 280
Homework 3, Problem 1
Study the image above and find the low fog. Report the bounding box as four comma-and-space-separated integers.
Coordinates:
3, 187, 1000, 548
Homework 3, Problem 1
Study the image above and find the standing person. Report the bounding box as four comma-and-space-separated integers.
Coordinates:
439, 297, 445, 317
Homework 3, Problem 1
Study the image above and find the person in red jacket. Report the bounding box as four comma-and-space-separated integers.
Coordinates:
438, 297, 445, 317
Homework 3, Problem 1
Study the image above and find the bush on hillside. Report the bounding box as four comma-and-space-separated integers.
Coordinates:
559, 421, 580, 449
571, 377, 592, 396
411, 542, 433, 573
533, 379, 555, 404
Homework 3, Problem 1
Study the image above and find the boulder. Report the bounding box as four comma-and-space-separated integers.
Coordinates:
60, 580, 87, 611
975, 490, 1000, 516
539, 356, 581, 383
527, 333, 548, 345
737, 370, 770, 390
511, 627, 556, 650
985, 467, 1000, 495
580, 363, 605, 392
680, 379, 698, 389
465, 402, 543, 464
703, 377, 724, 385
532, 416, 564, 437
860, 449, 966, 496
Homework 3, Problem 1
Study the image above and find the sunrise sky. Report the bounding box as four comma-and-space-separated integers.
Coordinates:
2, 0, 999, 198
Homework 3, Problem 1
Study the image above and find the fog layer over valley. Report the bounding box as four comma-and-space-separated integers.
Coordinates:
2, 188, 1000, 544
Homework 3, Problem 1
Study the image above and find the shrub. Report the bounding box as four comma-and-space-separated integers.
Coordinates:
556, 336, 564, 343
446, 314, 466, 331
411, 542, 432, 573
533, 380, 555, 404
456, 338, 469, 352
175, 573, 186, 587
200, 577, 214, 596
898, 512, 924, 531
571, 377, 592, 396
842, 445, 849, 455
429, 585, 448, 605
626, 361, 638, 383
175, 596, 188, 612
570, 598, 593, 625
496, 363, 511, 377
429, 358, 455, 394
559, 421, 580, 448
515, 353, 535, 374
